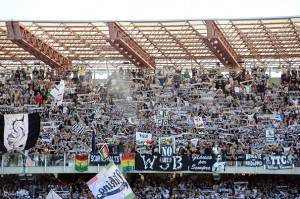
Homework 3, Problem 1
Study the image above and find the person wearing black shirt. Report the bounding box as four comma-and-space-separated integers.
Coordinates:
192, 67, 197, 77
32, 67, 39, 80
256, 80, 265, 100
290, 74, 298, 84
21, 68, 26, 80
14, 68, 20, 82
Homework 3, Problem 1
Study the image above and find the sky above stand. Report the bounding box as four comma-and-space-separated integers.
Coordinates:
0, 0, 300, 21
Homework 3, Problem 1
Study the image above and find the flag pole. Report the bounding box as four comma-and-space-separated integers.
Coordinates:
91, 126, 96, 154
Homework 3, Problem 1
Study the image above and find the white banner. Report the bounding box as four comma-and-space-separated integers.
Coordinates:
135, 132, 152, 145
87, 163, 135, 199
194, 116, 205, 129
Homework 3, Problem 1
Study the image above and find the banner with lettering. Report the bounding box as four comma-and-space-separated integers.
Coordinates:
87, 163, 135, 199
189, 155, 217, 171
135, 132, 152, 145
243, 154, 263, 167
264, 155, 293, 170
89, 153, 121, 166
135, 153, 189, 171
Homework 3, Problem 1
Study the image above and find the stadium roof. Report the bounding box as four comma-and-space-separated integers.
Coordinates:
1, 17, 300, 70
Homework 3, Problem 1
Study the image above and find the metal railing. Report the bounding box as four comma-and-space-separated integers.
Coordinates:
1, 153, 300, 174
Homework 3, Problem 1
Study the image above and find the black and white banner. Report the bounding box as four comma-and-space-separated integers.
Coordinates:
156, 110, 170, 126
89, 153, 121, 166
135, 153, 189, 171
264, 155, 293, 170
243, 154, 263, 167
189, 154, 222, 172
0, 113, 40, 152
159, 144, 174, 163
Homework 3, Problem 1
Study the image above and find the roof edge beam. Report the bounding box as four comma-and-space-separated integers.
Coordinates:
6, 21, 72, 71
107, 22, 155, 70
203, 20, 242, 69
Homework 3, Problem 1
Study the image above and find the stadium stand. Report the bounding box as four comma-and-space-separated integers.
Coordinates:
0, 18, 300, 198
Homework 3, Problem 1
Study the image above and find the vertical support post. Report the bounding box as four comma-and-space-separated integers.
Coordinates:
44, 155, 47, 173
63, 153, 66, 172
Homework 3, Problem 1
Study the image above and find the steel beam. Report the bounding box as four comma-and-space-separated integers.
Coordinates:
203, 20, 242, 68
6, 21, 72, 71
230, 22, 266, 66
159, 22, 202, 67
129, 23, 179, 68
107, 22, 156, 69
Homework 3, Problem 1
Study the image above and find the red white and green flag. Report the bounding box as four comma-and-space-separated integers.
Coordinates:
99, 144, 109, 161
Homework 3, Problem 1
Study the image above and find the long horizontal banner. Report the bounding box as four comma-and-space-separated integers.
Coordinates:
88, 153, 295, 171
135, 153, 225, 172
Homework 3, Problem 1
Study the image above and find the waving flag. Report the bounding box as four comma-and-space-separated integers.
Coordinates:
99, 144, 110, 161
46, 190, 62, 199
50, 80, 65, 106
87, 163, 135, 199
0, 113, 40, 152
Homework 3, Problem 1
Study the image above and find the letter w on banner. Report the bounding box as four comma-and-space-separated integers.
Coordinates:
87, 163, 135, 199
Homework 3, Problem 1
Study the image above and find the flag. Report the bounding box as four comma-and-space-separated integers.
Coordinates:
0, 113, 40, 153
144, 139, 153, 147
99, 144, 110, 161
71, 124, 85, 134
75, 153, 88, 172
50, 80, 65, 106
87, 162, 135, 199
46, 190, 62, 199
121, 153, 135, 173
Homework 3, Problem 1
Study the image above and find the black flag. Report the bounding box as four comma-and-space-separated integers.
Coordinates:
0, 113, 40, 153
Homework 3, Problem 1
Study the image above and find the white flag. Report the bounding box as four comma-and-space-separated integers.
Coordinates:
46, 190, 62, 199
194, 116, 205, 129
50, 80, 65, 106
87, 163, 135, 199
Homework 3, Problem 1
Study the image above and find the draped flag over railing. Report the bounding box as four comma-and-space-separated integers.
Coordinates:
87, 162, 135, 199
0, 113, 40, 152
75, 153, 88, 172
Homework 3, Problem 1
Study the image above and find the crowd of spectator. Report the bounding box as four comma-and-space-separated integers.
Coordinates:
0, 65, 300, 164
1, 174, 300, 198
